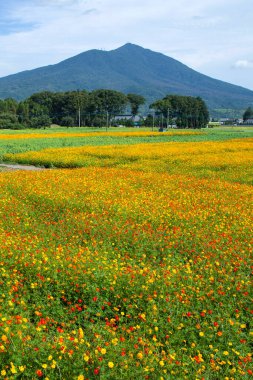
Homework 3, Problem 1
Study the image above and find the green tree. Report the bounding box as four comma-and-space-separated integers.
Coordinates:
0, 113, 18, 129
17, 101, 30, 125
243, 107, 253, 121
91, 89, 128, 122
150, 98, 171, 118
60, 116, 75, 127
30, 115, 52, 129
127, 94, 145, 117
150, 95, 209, 129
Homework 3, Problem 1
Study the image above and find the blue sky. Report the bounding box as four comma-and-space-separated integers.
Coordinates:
0, 0, 253, 90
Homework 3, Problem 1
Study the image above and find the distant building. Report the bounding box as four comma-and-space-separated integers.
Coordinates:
113, 114, 143, 126
219, 118, 243, 125
243, 118, 253, 125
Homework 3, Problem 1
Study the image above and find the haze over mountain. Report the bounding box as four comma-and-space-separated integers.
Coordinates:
1, 43, 253, 112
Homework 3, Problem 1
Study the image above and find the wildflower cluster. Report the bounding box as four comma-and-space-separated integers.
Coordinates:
4, 138, 253, 184
0, 130, 201, 140
0, 134, 252, 378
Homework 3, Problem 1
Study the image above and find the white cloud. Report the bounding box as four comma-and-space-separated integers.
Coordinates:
233, 60, 253, 69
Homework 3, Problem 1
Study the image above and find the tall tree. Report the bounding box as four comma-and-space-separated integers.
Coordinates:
127, 93, 145, 117
243, 106, 253, 121
150, 95, 209, 129
91, 89, 128, 116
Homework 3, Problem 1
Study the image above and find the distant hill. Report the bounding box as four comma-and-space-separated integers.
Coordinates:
1, 43, 253, 113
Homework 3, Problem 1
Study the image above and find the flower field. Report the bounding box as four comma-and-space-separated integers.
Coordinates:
0, 132, 252, 379
0, 131, 202, 140
4, 138, 253, 184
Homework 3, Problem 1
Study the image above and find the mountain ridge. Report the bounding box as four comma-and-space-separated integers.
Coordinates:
1, 43, 253, 112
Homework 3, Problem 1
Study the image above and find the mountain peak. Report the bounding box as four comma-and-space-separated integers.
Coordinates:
113, 43, 146, 53
117, 43, 142, 49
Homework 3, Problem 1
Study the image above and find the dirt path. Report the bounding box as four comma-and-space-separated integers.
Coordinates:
0, 163, 45, 171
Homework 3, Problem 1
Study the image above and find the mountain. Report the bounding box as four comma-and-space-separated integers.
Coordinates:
1, 43, 253, 112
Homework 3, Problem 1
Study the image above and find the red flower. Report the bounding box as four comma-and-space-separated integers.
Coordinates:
38, 318, 46, 325
94, 368, 100, 375
36, 370, 43, 377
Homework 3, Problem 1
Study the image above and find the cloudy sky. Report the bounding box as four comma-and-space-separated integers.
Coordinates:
0, 0, 253, 89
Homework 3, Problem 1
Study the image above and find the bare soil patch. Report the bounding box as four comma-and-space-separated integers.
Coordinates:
0, 163, 45, 171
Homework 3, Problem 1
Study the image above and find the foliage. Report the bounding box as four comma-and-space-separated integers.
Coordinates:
0, 112, 19, 129
127, 93, 145, 116
60, 116, 75, 127
91, 89, 128, 119
151, 95, 209, 128
243, 106, 253, 121
1, 86, 210, 130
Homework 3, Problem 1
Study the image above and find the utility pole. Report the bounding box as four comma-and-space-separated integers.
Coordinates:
106, 111, 109, 131
167, 108, 170, 128
150, 109, 155, 131
77, 89, 81, 127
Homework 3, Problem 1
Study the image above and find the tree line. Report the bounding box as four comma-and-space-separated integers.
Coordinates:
150, 95, 209, 129
0, 89, 210, 129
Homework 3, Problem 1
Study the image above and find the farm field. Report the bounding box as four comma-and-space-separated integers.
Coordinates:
0, 126, 253, 160
0, 128, 252, 379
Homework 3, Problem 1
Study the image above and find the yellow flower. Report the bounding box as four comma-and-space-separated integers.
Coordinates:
137, 352, 143, 360
1, 370, 6, 376
83, 354, 89, 362
159, 361, 165, 367
108, 361, 114, 368
42, 364, 48, 369
78, 328, 84, 339
77, 375, 84, 380
19, 366, 25, 372
101, 348, 106, 355
199, 332, 204, 337
1, 335, 8, 342
223, 351, 229, 356
10, 363, 17, 374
